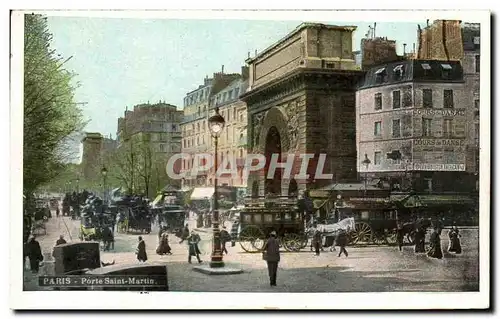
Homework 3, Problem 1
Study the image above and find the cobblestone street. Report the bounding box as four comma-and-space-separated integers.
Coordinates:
24, 213, 479, 292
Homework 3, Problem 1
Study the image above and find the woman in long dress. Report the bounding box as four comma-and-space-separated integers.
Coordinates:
427, 227, 443, 259
448, 226, 462, 254
156, 232, 172, 255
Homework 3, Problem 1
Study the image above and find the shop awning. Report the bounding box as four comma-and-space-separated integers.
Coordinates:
190, 187, 215, 200
391, 194, 475, 207
417, 195, 474, 206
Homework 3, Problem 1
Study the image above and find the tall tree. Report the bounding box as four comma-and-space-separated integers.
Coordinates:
24, 14, 84, 194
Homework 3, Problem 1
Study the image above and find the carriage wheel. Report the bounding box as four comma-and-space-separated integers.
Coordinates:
351, 222, 372, 244
372, 232, 388, 245
239, 225, 265, 253
405, 231, 416, 245
283, 233, 303, 252
299, 234, 309, 249
386, 230, 397, 245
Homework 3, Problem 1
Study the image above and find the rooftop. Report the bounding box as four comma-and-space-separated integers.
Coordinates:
246, 22, 357, 64
358, 59, 464, 90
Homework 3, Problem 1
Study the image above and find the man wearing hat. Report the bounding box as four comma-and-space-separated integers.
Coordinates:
55, 235, 67, 246
262, 231, 280, 286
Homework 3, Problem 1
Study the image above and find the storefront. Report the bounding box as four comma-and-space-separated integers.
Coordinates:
390, 193, 478, 226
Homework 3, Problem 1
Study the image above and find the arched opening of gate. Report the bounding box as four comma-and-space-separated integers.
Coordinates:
264, 126, 282, 196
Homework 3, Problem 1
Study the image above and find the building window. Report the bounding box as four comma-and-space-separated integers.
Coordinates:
441, 63, 452, 79
325, 62, 336, 69
374, 93, 382, 110
444, 149, 457, 164
393, 65, 404, 80
374, 151, 382, 165
422, 118, 432, 137
374, 121, 382, 137
392, 90, 401, 109
443, 119, 453, 137
475, 99, 479, 109
375, 68, 387, 84
423, 89, 433, 108
402, 88, 412, 107
423, 178, 433, 192
392, 119, 401, 138
402, 115, 412, 137
475, 55, 480, 73
475, 123, 480, 145
443, 90, 454, 108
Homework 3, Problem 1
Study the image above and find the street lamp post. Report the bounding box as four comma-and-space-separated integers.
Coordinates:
75, 177, 80, 217
362, 154, 371, 197
101, 166, 108, 204
208, 107, 225, 268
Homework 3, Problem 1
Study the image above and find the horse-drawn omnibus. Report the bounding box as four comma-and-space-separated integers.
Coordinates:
230, 195, 308, 252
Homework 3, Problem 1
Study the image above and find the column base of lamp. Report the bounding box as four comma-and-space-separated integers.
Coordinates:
209, 260, 225, 268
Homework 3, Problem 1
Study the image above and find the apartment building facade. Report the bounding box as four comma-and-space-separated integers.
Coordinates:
207, 78, 249, 187
115, 102, 183, 195
356, 59, 472, 193
416, 19, 481, 191
180, 69, 245, 188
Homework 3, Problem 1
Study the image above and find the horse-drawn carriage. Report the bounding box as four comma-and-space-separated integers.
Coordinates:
151, 190, 187, 233
112, 196, 152, 234
230, 196, 308, 253
79, 196, 116, 241
311, 187, 431, 246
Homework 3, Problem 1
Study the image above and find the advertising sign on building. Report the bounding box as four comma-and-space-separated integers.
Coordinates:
412, 163, 466, 171
413, 139, 465, 147
413, 109, 466, 117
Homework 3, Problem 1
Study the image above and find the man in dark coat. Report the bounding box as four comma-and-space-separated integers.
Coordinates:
336, 228, 348, 257
312, 227, 322, 256
55, 235, 67, 246
427, 226, 443, 259
136, 236, 148, 262
396, 222, 404, 251
179, 224, 190, 244
262, 231, 280, 286
187, 231, 202, 263
26, 236, 43, 273
414, 226, 426, 253
220, 226, 231, 255
101, 227, 113, 251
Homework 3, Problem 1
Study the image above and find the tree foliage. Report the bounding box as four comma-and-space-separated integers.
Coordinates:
104, 139, 175, 199
24, 14, 84, 194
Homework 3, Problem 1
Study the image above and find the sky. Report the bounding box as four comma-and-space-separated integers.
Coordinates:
46, 16, 428, 139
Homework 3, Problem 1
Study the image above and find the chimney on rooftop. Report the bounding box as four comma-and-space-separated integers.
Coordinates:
255, 49, 257, 56
403, 43, 407, 55
247, 51, 250, 59
222, 65, 224, 73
